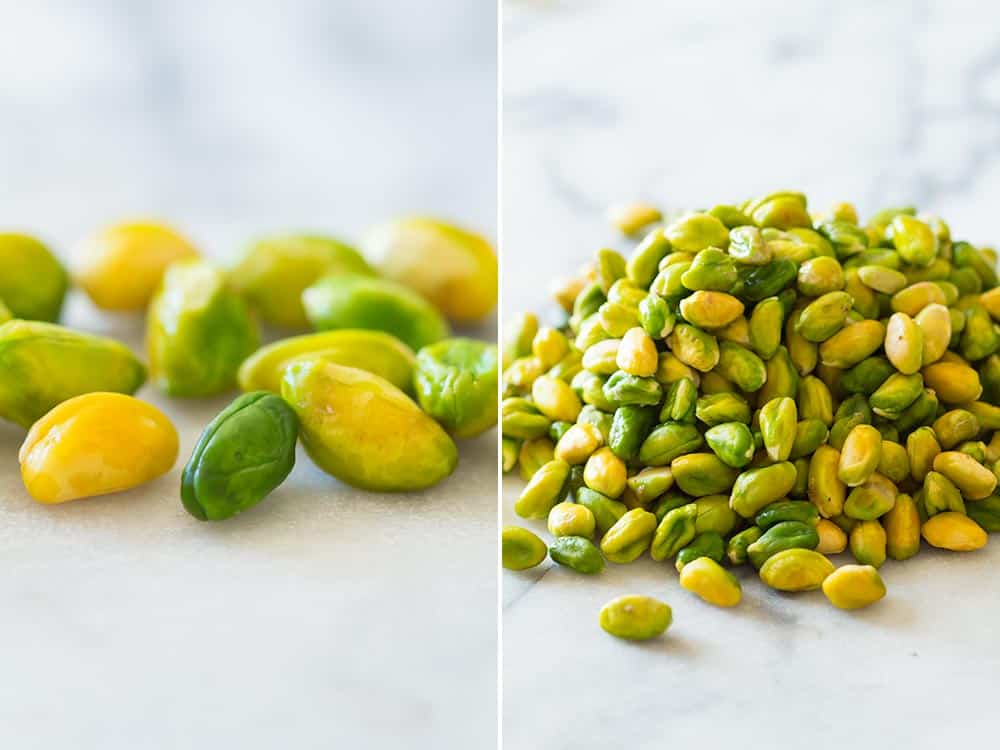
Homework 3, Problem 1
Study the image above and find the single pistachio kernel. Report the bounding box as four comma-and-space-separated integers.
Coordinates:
815, 519, 848, 554
838, 425, 882, 487
548, 501, 596, 538
599, 595, 673, 641
583, 446, 628, 498
822, 565, 887, 610
554, 422, 603, 465
502, 527, 548, 570
759, 548, 835, 592
679, 557, 742, 607
933, 451, 998, 500
921, 512, 988, 551
616, 327, 659, 377
531, 375, 582, 423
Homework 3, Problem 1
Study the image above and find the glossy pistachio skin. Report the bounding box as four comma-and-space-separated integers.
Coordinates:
361, 217, 497, 322
0, 320, 146, 428
181, 392, 298, 521
19, 393, 178, 503
230, 234, 373, 329
0, 233, 68, 321
303, 274, 450, 351
74, 222, 199, 311
147, 260, 259, 396
237, 329, 416, 395
599, 595, 672, 640
502, 527, 548, 570
413, 338, 498, 438
281, 358, 457, 491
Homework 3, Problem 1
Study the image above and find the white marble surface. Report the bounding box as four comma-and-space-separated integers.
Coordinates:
503, 1, 1000, 748
0, 2, 496, 748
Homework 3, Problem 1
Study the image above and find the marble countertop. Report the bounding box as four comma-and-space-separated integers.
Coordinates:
0, 2, 496, 748
503, 1, 1000, 747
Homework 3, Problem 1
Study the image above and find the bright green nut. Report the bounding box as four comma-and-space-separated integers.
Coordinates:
576, 406, 613, 443
933, 451, 998, 500
727, 526, 763, 565
238, 329, 416, 396
933, 409, 980, 449
675, 531, 725, 571
599, 594, 672, 641
533, 375, 583, 422
819, 319, 885, 368
660, 376, 698, 422
668, 324, 720, 373
730, 461, 798, 518
747, 521, 820, 569
692, 495, 739, 536
891, 215, 938, 266
602, 371, 663, 407
626, 466, 675, 506
883, 493, 920, 562
281, 358, 457, 492
906, 426, 941, 482
501, 397, 551, 440
759, 548, 835, 592
601, 508, 658, 563
230, 234, 373, 329
714, 342, 767, 392
594, 248, 627, 294
850, 520, 888, 568
576, 487, 628, 535
671, 453, 739, 497
953, 241, 998, 288
841, 356, 894, 395
711, 204, 754, 229
822, 565, 887, 610
844, 472, 897, 520
608, 405, 657, 461
760, 397, 798, 462
966, 495, 1000, 532
808, 444, 846, 518
884, 312, 923, 375
0, 320, 146, 428
626, 228, 671, 287
638, 421, 704, 466
891, 281, 947, 317
789, 419, 830, 460
894, 387, 938, 434
748, 297, 784, 359
650, 503, 698, 561
705, 422, 756, 468
679, 557, 742, 607
869, 372, 923, 419
679, 291, 744, 329
877, 440, 911, 484
411, 338, 498, 438
302, 274, 450, 352
681, 247, 737, 292
550, 535, 605, 574
857, 265, 907, 295
797, 256, 845, 297
181, 392, 298, 521
548, 501, 596, 538
665, 212, 729, 254
795, 291, 853, 343
0, 233, 68, 322
147, 260, 259, 396
961, 305, 1000, 362
838, 424, 882, 487
502, 527, 548, 571
739, 259, 798, 302
651, 262, 691, 298
728, 226, 771, 265
638, 294, 676, 339
818, 220, 869, 256
755, 500, 819, 530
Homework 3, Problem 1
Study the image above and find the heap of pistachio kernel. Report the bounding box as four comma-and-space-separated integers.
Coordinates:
501, 191, 1000, 635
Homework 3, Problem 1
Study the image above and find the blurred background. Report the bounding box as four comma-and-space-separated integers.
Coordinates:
0, 1, 496, 748
504, 1, 1000, 748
